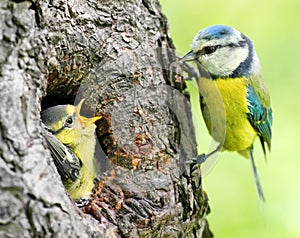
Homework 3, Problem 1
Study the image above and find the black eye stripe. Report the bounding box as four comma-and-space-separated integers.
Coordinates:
199, 40, 247, 55
228, 41, 247, 48
202, 45, 219, 55
44, 114, 75, 135
48, 126, 64, 135
198, 45, 221, 55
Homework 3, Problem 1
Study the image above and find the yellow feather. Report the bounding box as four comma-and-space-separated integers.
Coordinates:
53, 104, 98, 199
199, 76, 257, 157
66, 124, 97, 200
64, 165, 95, 200
42, 100, 100, 200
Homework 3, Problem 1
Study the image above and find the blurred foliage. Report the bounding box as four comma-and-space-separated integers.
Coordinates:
160, 0, 300, 237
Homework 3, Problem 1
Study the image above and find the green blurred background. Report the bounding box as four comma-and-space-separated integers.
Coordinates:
160, 0, 300, 237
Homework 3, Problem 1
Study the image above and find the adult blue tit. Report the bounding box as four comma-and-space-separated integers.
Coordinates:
182, 25, 272, 202
42, 99, 102, 200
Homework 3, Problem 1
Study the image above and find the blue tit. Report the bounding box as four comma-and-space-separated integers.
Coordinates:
182, 25, 272, 202
42, 99, 102, 200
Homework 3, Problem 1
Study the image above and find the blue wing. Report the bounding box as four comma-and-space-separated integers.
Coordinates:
247, 86, 273, 154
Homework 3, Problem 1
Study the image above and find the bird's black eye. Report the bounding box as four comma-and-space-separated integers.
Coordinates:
65, 116, 73, 126
202, 46, 218, 55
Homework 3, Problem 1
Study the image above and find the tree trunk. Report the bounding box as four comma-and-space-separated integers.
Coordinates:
0, 0, 213, 237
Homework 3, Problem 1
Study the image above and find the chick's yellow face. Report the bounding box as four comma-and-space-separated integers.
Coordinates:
42, 99, 102, 149
52, 105, 78, 146
47, 102, 101, 148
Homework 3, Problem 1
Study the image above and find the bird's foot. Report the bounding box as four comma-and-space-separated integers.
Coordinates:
186, 153, 207, 173
194, 153, 207, 164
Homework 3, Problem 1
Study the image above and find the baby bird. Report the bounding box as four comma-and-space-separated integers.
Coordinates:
42, 99, 101, 200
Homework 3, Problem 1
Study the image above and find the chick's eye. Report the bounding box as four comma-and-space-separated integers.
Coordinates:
65, 116, 73, 125
203, 46, 218, 55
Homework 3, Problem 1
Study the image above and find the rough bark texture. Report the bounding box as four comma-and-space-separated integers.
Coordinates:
0, 0, 213, 237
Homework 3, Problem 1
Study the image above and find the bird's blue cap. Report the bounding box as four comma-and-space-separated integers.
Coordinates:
198, 25, 237, 40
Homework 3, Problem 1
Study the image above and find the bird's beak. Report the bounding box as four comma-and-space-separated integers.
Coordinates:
75, 99, 102, 125
75, 99, 85, 116
180, 50, 197, 62
90, 115, 102, 123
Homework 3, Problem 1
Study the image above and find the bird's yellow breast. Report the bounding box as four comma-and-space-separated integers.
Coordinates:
199, 76, 257, 157
66, 133, 97, 200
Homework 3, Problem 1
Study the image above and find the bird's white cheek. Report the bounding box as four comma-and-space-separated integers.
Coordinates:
199, 55, 234, 76
229, 48, 248, 68
200, 47, 249, 77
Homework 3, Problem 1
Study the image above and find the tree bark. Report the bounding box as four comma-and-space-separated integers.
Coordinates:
0, 0, 213, 237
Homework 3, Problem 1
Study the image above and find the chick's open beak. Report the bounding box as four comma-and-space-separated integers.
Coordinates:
75, 99, 102, 126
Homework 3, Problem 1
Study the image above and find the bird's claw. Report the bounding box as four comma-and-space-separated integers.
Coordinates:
186, 153, 207, 173
195, 153, 207, 164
